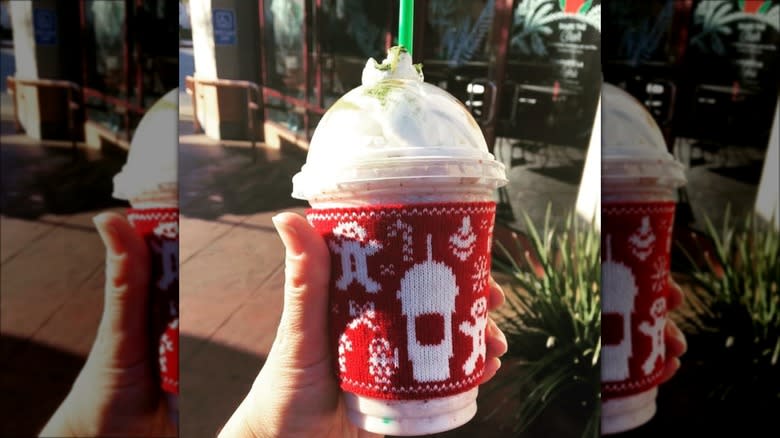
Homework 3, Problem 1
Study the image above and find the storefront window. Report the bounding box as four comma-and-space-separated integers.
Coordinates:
81, 0, 177, 137
424, 0, 493, 68
136, 0, 179, 107
264, 0, 306, 98
266, 95, 304, 134
84, 0, 125, 99
317, 0, 396, 107
83, 0, 127, 133
422, 0, 495, 120
602, 0, 677, 67
307, 112, 321, 139
502, 0, 601, 147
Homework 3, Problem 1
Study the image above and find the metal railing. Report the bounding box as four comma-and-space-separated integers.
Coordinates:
184, 75, 263, 160
6, 76, 82, 154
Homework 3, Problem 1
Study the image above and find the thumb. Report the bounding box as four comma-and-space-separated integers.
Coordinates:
269, 212, 331, 370
91, 212, 151, 368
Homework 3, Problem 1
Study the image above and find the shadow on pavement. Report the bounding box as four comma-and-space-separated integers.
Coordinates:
1, 123, 129, 219
180, 334, 268, 437
0, 335, 85, 438
179, 130, 308, 220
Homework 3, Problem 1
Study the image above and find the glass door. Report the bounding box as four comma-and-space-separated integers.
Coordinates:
260, 0, 399, 140
419, 0, 507, 152
501, 0, 602, 152
82, 0, 132, 134
80, 0, 178, 140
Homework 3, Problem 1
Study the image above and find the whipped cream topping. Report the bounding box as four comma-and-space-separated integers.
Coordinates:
113, 88, 178, 202
307, 47, 486, 161
361, 47, 423, 86
292, 47, 507, 201
602, 83, 667, 156
601, 83, 686, 188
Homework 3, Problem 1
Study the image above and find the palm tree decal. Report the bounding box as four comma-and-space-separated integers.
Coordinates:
511, 0, 600, 57
615, 0, 675, 66
428, 0, 495, 68
690, 0, 779, 55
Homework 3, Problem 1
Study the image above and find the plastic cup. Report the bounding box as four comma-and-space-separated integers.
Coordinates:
292, 49, 507, 436
600, 83, 686, 435
112, 89, 179, 426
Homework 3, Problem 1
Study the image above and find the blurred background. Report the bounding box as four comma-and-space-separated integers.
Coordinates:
604, 0, 779, 235
1, 1, 178, 436
603, 0, 779, 436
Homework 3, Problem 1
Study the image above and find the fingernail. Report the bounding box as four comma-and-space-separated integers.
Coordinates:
93, 214, 122, 256
272, 214, 303, 256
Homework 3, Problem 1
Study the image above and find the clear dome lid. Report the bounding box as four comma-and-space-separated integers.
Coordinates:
602, 82, 686, 189
113, 88, 178, 201
292, 48, 507, 201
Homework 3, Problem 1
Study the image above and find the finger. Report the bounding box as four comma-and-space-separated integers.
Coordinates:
269, 212, 331, 370
91, 212, 150, 367
480, 357, 502, 384
667, 276, 684, 311
485, 318, 508, 358
665, 320, 687, 358
488, 277, 505, 311
658, 357, 681, 385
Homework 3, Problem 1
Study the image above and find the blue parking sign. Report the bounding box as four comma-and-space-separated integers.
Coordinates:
213, 9, 237, 46
33, 8, 57, 46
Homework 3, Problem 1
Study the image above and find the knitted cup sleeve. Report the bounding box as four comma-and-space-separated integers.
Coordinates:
601, 202, 676, 399
308, 202, 496, 401
127, 208, 180, 395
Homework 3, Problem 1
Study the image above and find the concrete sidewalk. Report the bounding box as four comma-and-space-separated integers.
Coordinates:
0, 111, 129, 437
178, 116, 309, 436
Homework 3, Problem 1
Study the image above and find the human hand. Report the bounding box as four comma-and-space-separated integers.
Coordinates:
219, 212, 508, 438
39, 212, 176, 437
659, 276, 687, 384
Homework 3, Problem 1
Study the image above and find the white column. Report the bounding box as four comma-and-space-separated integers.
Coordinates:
189, 0, 220, 138
9, 1, 40, 138
754, 94, 779, 230
576, 93, 601, 231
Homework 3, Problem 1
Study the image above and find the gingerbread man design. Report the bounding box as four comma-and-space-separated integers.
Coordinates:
459, 297, 488, 376
638, 297, 667, 376
150, 221, 179, 291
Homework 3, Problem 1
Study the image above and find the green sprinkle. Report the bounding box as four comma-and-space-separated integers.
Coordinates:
375, 46, 407, 73
330, 99, 361, 112
382, 417, 393, 424
364, 81, 401, 107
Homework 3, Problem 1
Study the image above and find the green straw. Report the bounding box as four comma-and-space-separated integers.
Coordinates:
398, 0, 414, 57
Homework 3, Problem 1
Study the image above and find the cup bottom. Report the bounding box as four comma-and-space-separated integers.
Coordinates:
601, 387, 657, 435
344, 388, 479, 436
